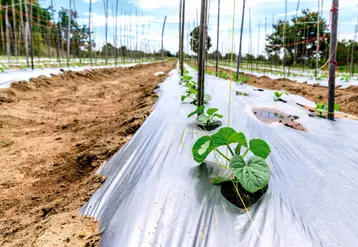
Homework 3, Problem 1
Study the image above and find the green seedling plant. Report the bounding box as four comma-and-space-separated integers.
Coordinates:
310, 70, 325, 81
236, 91, 249, 96
236, 74, 250, 84
35, 63, 45, 69
181, 87, 212, 103
187, 105, 223, 125
218, 71, 229, 79
181, 74, 193, 83
273, 90, 288, 101
0, 63, 8, 72
192, 127, 271, 193
20, 63, 28, 70
340, 73, 351, 82
315, 102, 340, 117
181, 81, 212, 103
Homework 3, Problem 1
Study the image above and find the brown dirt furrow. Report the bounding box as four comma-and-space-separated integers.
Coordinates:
0, 60, 176, 247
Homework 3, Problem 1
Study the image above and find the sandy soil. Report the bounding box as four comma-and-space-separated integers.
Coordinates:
205, 66, 358, 116
0, 60, 176, 247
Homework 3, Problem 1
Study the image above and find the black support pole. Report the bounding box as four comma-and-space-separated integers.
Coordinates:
327, 0, 339, 121
180, 0, 186, 75
215, 0, 220, 76
197, 0, 207, 107
236, 0, 246, 80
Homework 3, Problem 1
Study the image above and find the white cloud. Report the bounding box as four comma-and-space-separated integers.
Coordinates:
78, 12, 155, 28
131, 0, 180, 9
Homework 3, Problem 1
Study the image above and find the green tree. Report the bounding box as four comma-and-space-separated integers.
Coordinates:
189, 26, 212, 54
266, 9, 329, 67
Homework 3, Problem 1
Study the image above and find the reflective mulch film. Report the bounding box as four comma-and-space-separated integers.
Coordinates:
81, 67, 358, 247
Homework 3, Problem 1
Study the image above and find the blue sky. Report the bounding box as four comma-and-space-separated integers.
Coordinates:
40, 0, 358, 55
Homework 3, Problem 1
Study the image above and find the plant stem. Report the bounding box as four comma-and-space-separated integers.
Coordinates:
242, 148, 250, 157
215, 149, 231, 162
227, 145, 235, 156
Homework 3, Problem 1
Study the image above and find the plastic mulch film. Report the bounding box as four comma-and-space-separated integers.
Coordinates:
81, 67, 358, 247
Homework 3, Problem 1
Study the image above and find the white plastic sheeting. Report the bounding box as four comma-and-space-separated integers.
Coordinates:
220, 65, 358, 88
81, 66, 358, 247
0, 63, 147, 89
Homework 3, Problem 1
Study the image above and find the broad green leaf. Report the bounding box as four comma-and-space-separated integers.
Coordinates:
188, 105, 205, 118
214, 114, 223, 119
210, 176, 232, 185
249, 139, 271, 159
192, 136, 214, 163
207, 108, 219, 115
211, 127, 248, 148
230, 155, 270, 193
181, 95, 187, 101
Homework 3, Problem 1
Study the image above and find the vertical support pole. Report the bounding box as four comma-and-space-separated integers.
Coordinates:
350, 18, 358, 77
180, 0, 185, 75
103, 0, 108, 65
249, 7, 253, 71
215, 0, 220, 76
67, 0, 71, 67
47, 26, 51, 60
315, 0, 320, 77
37, 10, 40, 61
11, 0, 18, 62
0, 4, 3, 54
120, 7, 123, 63
136, 9, 138, 62
24, 1, 30, 67
256, 20, 261, 71
283, 0, 287, 74
89, 0, 92, 65
129, 11, 132, 63
327, 0, 339, 121
5, 6, 11, 63
315, 0, 320, 76
29, 0, 34, 70
236, 0, 246, 79
161, 16, 167, 62
264, 17, 267, 74
230, 0, 236, 68
179, 0, 182, 64
19, 0, 24, 59
115, 0, 118, 66
271, 13, 274, 72
197, 0, 207, 108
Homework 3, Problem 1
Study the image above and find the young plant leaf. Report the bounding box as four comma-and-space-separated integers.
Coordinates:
210, 176, 232, 185
211, 127, 248, 148
188, 105, 205, 118
207, 108, 219, 115
249, 139, 271, 159
214, 114, 223, 119
230, 155, 270, 193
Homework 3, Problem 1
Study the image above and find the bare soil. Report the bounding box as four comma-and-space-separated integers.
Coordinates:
0, 61, 176, 247
205, 66, 358, 116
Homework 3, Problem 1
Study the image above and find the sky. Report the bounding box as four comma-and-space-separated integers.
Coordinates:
38, 0, 358, 55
